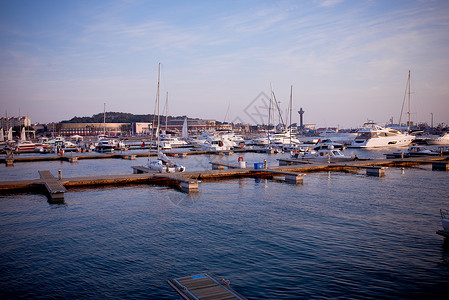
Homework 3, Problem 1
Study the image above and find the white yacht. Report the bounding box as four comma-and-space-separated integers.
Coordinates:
252, 131, 300, 147
301, 146, 354, 162
199, 135, 234, 151
426, 132, 449, 145
319, 129, 357, 145
349, 122, 415, 148
157, 134, 188, 149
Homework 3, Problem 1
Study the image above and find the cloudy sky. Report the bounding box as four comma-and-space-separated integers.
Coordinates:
1, 0, 448, 128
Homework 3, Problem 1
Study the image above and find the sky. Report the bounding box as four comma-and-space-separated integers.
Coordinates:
0, 0, 448, 128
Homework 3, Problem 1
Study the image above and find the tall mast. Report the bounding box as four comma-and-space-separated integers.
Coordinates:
408, 70, 411, 132
165, 91, 168, 133
103, 102, 106, 135
289, 85, 293, 143
269, 83, 273, 135
156, 63, 161, 150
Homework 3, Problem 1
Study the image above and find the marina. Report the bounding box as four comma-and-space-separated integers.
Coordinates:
2, 1, 449, 298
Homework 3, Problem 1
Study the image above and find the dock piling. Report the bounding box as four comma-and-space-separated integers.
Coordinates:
5, 151, 14, 167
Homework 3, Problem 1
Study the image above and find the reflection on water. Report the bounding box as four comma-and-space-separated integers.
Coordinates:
0, 150, 449, 299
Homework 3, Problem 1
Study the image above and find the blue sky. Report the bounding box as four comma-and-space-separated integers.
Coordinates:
1, 0, 448, 128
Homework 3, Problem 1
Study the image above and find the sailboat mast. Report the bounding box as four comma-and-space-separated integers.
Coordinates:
268, 83, 273, 135
408, 70, 411, 132
156, 63, 161, 150
103, 102, 106, 135
289, 85, 292, 144
165, 91, 168, 133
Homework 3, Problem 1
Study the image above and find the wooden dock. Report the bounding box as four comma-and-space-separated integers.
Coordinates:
168, 273, 247, 300
0, 156, 448, 200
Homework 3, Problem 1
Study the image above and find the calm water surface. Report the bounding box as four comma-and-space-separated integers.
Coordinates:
1, 150, 449, 299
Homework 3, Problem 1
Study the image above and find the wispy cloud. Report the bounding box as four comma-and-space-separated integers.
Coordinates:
318, 0, 344, 7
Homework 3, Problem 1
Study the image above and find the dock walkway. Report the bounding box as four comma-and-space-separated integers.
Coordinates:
37, 170, 67, 201
1, 156, 448, 200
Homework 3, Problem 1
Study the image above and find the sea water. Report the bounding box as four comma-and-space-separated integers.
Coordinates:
0, 150, 448, 299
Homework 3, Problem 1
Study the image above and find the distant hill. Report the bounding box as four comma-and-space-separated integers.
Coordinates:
61, 112, 193, 123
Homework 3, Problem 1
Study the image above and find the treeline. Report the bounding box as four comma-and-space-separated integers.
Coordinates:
61, 112, 192, 123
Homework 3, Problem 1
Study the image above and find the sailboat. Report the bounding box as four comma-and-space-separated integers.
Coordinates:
7, 127, 13, 142
147, 64, 185, 173
15, 127, 37, 151
181, 117, 188, 140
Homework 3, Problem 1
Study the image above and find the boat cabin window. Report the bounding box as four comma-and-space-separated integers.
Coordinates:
355, 132, 377, 139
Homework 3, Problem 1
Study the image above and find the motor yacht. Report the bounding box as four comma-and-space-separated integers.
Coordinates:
384, 145, 440, 159
301, 146, 354, 162
349, 122, 415, 148
426, 132, 449, 145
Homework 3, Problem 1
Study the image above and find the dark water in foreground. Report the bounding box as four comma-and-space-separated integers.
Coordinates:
1, 151, 449, 299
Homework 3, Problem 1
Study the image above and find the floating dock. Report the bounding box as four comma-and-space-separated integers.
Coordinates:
0, 156, 448, 200
37, 170, 67, 202
168, 273, 247, 300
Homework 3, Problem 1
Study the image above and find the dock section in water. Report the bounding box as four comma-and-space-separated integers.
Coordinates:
168, 273, 247, 300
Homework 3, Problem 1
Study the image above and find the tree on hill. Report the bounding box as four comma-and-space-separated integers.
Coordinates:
61, 112, 203, 123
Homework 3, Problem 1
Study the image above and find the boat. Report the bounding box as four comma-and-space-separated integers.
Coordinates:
147, 63, 185, 173
426, 132, 449, 145
349, 122, 415, 148
199, 135, 234, 151
318, 129, 357, 145
157, 134, 188, 149
313, 139, 345, 150
181, 117, 188, 140
148, 150, 185, 172
95, 140, 114, 153
301, 146, 354, 161
15, 128, 37, 152
384, 145, 440, 159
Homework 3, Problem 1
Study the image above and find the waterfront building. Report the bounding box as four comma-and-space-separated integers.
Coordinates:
0, 116, 31, 129
132, 122, 153, 135
54, 123, 131, 136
